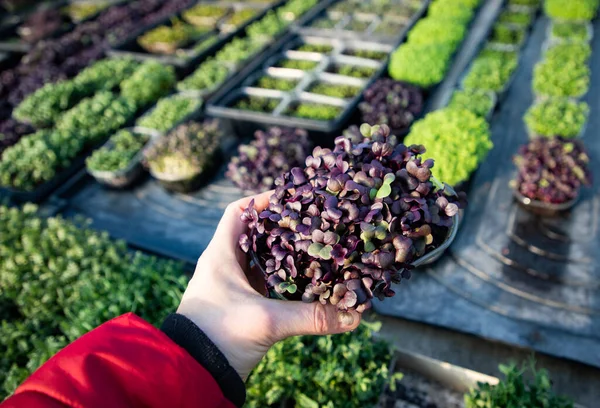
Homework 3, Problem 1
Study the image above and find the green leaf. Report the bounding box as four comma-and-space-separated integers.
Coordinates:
286, 284, 297, 294
376, 183, 392, 198
364, 241, 376, 252
296, 392, 319, 408
319, 245, 333, 260
369, 188, 377, 200
383, 173, 395, 184
307, 242, 324, 257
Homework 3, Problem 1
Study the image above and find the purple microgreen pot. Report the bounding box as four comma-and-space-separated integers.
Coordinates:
239, 124, 465, 321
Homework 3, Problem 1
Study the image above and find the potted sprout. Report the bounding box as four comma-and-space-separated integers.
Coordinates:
144, 120, 222, 193
86, 127, 160, 188
511, 136, 591, 214
359, 78, 424, 135
239, 124, 463, 322
138, 19, 203, 55
227, 127, 312, 194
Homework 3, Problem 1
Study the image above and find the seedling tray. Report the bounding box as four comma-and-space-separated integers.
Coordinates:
373, 14, 600, 369
207, 33, 393, 135
108, 0, 284, 71
294, 0, 429, 44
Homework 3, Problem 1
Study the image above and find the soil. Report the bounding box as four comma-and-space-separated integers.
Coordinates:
380, 369, 465, 408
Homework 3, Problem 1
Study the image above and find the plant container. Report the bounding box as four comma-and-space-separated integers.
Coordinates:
87, 127, 161, 189
512, 187, 578, 216
149, 152, 221, 194
547, 20, 593, 44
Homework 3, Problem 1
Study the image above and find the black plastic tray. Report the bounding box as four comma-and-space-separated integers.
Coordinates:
107, 0, 286, 72
207, 33, 392, 135
293, 0, 430, 45
373, 13, 600, 369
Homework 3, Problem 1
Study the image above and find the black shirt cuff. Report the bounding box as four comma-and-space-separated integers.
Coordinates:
161, 313, 246, 407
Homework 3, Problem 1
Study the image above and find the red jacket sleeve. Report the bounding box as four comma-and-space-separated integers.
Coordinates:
1, 313, 235, 408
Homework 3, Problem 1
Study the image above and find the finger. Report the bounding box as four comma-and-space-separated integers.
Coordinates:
267, 300, 361, 340
211, 190, 275, 252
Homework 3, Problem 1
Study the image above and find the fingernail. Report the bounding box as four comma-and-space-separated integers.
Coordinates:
338, 311, 354, 326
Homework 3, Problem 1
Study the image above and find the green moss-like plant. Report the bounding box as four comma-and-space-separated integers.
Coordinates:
255, 76, 299, 91
545, 42, 591, 64
276, 58, 319, 70
308, 82, 361, 99
463, 53, 518, 92
427, 1, 474, 23
177, 59, 230, 92
404, 108, 493, 186
63, 2, 106, 21
286, 103, 342, 120
498, 10, 533, 26
137, 19, 201, 53
466, 360, 573, 408
544, 0, 598, 21
550, 21, 590, 41
389, 43, 454, 88
233, 96, 280, 113
0, 204, 187, 399
533, 59, 590, 98
524, 99, 589, 138
490, 23, 526, 45
508, 0, 540, 5
408, 19, 466, 47
246, 321, 400, 408
225, 8, 257, 27
295, 43, 334, 53
335, 64, 377, 79
120, 61, 176, 109
246, 10, 285, 37
343, 49, 388, 60
182, 4, 228, 21
86, 130, 150, 173
448, 89, 495, 118
136, 95, 202, 132
215, 36, 267, 63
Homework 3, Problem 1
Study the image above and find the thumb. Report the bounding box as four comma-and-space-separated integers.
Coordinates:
267, 299, 361, 340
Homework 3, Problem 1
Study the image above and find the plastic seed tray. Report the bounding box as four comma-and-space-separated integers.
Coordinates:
207, 34, 393, 134
373, 14, 600, 369
295, 0, 429, 44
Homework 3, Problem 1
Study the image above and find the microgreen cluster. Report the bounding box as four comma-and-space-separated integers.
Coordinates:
498, 10, 533, 26
177, 59, 230, 92
533, 58, 589, 98
255, 76, 299, 91
0, 205, 187, 399
550, 22, 590, 42
182, 4, 228, 23
86, 129, 150, 173
227, 127, 312, 193
246, 10, 284, 37
524, 99, 589, 138
389, 0, 479, 87
389, 43, 454, 88
448, 89, 495, 118
408, 19, 467, 48
404, 108, 493, 186
13, 58, 139, 127
334, 64, 377, 79
225, 8, 257, 27
509, 0, 540, 5
359, 78, 424, 132
233, 96, 280, 113
136, 94, 202, 132
544, 0, 598, 21
239, 124, 463, 316
286, 103, 342, 121
138, 18, 200, 54
466, 360, 574, 408
343, 49, 389, 61
120, 61, 176, 109
490, 24, 526, 45
62, 2, 106, 22
144, 120, 221, 178
463, 52, 518, 92
545, 42, 591, 64
276, 58, 319, 70
295, 43, 334, 54
246, 322, 398, 408
308, 82, 361, 99
512, 136, 591, 204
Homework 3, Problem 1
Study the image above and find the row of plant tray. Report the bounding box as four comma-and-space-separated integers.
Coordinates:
374, 8, 600, 370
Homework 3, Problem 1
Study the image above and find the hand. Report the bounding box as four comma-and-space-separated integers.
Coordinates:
177, 191, 361, 379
